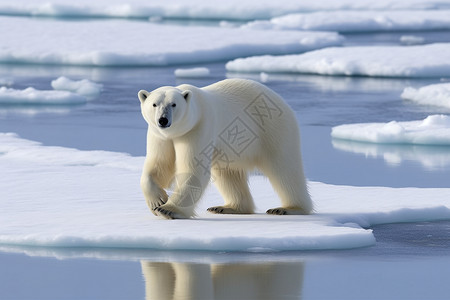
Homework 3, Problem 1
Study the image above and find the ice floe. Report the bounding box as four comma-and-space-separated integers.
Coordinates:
400, 35, 425, 45
332, 139, 450, 170
226, 43, 450, 78
331, 115, 450, 145
242, 10, 450, 32
0, 16, 342, 67
0, 78, 13, 87
174, 67, 210, 78
1, 133, 450, 252
51, 76, 102, 97
402, 82, 450, 109
2, 0, 450, 20
0, 87, 86, 105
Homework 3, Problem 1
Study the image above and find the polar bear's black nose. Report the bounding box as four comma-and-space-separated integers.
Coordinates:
158, 117, 170, 128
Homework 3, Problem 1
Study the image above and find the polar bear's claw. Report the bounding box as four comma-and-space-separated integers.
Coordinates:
207, 206, 247, 214
153, 207, 175, 219
266, 208, 287, 215
207, 206, 224, 213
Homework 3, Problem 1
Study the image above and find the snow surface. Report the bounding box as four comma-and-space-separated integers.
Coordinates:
331, 115, 450, 145
242, 10, 450, 32
0, 16, 342, 67
0, 87, 86, 105
174, 67, 210, 78
51, 76, 102, 97
1, 133, 450, 252
402, 82, 450, 109
2, 0, 450, 20
226, 43, 450, 78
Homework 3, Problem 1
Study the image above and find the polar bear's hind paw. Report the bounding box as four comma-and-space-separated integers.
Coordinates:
266, 208, 287, 215
266, 207, 309, 215
207, 206, 248, 214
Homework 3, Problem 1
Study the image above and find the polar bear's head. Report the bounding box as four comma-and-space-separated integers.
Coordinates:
138, 87, 196, 138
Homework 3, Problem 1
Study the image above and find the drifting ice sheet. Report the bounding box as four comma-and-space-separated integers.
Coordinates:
243, 10, 450, 32
1, 133, 450, 252
174, 67, 211, 78
226, 43, 450, 78
2, 0, 450, 20
331, 115, 450, 145
0, 16, 342, 67
0, 87, 86, 105
51, 76, 102, 96
402, 82, 450, 109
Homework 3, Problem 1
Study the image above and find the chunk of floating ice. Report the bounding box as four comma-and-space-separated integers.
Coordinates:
400, 35, 425, 45
0, 133, 450, 252
0, 78, 13, 87
0, 16, 343, 67
332, 138, 450, 170
174, 67, 210, 78
0, 87, 86, 105
51, 76, 102, 97
226, 43, 450, 78
401, 83, 450, 109
242, 10, 450, 32
331, 115, 450, 145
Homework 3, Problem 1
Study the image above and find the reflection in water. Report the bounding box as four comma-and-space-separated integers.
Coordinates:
141, 261, 305, 300
332, 138, 450, 170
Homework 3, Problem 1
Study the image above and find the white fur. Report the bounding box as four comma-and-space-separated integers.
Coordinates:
139, 79, 312, 219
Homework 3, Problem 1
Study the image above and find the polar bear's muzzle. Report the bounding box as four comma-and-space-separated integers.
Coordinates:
157, 107, 172, 128
158, 116, 171, 128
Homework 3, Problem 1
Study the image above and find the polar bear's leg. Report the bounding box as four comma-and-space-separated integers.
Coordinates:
153, 140, 211, 219
141, 137, 175, 214
207, 169, 255, 214
260, 156, 313, 215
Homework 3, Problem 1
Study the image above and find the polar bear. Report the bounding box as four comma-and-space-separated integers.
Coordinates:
138, 78, 312, 219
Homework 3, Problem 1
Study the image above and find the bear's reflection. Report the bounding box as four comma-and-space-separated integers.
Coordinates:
141, 261, 304, 300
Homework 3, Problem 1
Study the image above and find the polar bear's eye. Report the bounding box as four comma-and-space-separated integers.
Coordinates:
172, 103, 176, 107
152, 103, 157, 107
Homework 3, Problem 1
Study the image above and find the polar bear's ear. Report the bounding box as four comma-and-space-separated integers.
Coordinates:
138, 90, 150, 103
182, 90, 191, 101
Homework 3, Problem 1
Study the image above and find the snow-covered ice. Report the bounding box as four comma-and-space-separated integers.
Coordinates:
226, 43, 450, 78
0, 16, 342, 67
51, 76, 102, 97
242, 10, 450, 32
402, 83, 450, 109
2, 0, 450, 20
174, 67, 210, 78
1, 133, 449, 252
331, 115, 450, 145
0, 87, 86, 105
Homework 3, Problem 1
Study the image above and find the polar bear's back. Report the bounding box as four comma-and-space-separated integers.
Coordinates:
203, 78, 283, 106
198, 79, 301, 167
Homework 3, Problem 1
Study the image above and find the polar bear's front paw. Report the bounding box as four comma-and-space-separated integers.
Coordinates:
153, 204, 187, 220
146, 190, 168, 214
149, 197, 166, 211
